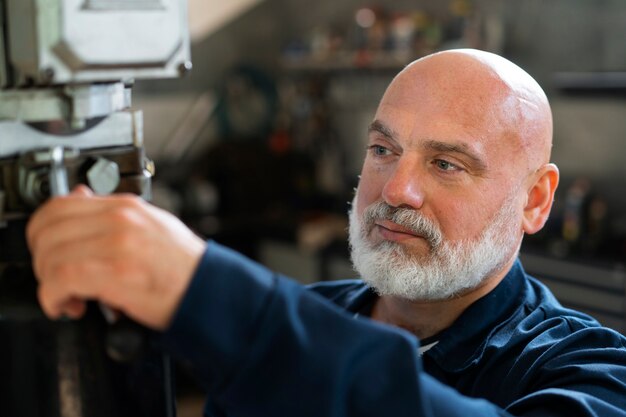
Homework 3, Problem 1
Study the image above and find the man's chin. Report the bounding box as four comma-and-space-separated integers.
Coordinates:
367, 239, 433, 264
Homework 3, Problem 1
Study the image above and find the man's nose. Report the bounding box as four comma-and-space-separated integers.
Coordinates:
381, 159, 424, 209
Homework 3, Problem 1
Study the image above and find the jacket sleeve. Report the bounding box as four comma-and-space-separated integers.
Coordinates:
504, 319, 626, 417
160, 241, 512, 417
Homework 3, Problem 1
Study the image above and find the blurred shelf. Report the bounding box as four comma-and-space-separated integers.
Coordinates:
553, 71, 626, 97
281, 51, 420, 72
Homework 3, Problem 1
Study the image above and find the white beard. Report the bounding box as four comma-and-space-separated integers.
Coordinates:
348, 193, 522, 301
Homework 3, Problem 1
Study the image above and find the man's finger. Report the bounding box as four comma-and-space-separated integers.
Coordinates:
61, 298, 88, 319
28, 210, 137, 260
27, 191, 144, 249
36, 260, 116, 319
72, 184, 93, 197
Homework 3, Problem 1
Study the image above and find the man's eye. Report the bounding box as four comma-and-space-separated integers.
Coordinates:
434, 159, 460, 171
368, 145, 391, 156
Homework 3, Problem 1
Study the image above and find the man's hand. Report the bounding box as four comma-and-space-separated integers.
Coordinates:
26, 185, 206, 330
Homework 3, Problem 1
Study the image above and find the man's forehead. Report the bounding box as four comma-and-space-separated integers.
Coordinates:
371, 73, 525, 161
379, 72, 508, 133
378, 50, 552, 166
370, 98, 495, 149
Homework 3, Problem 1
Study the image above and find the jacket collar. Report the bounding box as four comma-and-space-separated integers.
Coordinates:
340, 259, 529, 371
426, 259, 528, 371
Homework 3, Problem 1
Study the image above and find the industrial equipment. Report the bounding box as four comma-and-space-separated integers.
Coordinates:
0, 1, 191, 415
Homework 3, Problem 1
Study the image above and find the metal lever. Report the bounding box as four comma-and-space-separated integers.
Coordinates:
49, 146, 70, 196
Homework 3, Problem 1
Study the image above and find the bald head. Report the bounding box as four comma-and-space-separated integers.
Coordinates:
382, 49, 553, 172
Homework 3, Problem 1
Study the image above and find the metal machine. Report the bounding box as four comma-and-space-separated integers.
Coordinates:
0, 1, 191, 415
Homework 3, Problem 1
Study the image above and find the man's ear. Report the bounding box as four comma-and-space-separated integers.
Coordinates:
522, 163, 559, 235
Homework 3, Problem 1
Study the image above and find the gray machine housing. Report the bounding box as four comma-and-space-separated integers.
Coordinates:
0, 1, 191, 416
0, 0, 191, 219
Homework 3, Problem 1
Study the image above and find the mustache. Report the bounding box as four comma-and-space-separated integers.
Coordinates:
361, 201, 443, 248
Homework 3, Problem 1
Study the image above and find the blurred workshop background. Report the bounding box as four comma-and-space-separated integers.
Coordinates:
131, 0, 626, 413
137, 0, 626, 340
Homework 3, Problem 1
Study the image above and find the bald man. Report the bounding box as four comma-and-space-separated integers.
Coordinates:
27, 50, 626, 416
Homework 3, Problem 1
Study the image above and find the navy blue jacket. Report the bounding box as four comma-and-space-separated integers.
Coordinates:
162, 241, 626, 416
